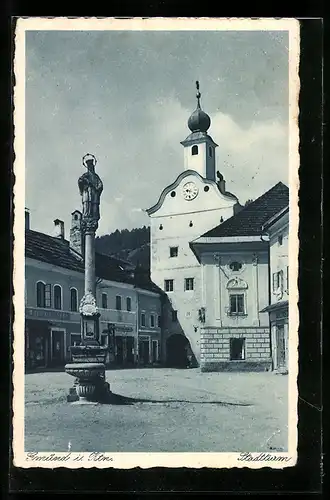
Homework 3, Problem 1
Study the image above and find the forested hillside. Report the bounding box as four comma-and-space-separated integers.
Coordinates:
96, 226, 150, 270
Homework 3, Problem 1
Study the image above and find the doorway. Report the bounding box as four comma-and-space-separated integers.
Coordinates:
166, 334, 190, 368
126, 336, 135, 365
115, 336, 124, 365
276, 324, 286, 369
139, 339, 150, 366
152, 340, 158, 363
51, 329, 65, 367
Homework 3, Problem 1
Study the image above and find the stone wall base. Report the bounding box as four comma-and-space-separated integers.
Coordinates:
200, 361, 272, 372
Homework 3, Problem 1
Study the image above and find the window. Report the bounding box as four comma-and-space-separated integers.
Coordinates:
141, 312, 146, 327
36, 281, 45, 308
272, 271, 283, 292
192, 145, 198, 155
229, 261, 243, 272
229, 294, 245, 315
126, 297, 132, 311
230, 338, 245, 360
170, 246, 178, 258
115, 295, 122, 310
70, 288, 78, 312
209, 146, 213, 157
172, 310, 178, 322
54, 285, 62, 310
157, 315, 161, 327
102, 292, 108, 309
150, 314, 155, 328
164, 279, 174, 292
45, 284, 52, 308
185, 278, 194, 291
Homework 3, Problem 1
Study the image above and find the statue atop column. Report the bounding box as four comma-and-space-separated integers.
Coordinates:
78, 154, 103, 225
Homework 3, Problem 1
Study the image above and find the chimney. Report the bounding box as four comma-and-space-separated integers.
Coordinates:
25, 209, 30, 230
70, 210, 83, 256
53, 219, 65, 239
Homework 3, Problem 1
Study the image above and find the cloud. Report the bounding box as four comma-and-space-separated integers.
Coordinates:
24, 30, 289, 237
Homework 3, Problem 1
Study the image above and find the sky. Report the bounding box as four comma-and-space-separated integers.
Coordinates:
25, 29, 289, 237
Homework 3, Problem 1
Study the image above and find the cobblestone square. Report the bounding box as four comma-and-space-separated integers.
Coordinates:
24, 368, 288, 453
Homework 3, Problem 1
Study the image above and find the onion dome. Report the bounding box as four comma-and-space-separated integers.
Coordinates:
187, 81, 211, 133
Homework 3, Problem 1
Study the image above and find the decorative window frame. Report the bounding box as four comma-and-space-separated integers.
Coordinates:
226, 259, 245, 274
53, 284, 63, 311
272, 270, 284, 300
70, 287, 79, 312
36, 280, 46, 308
226, 277, 248, 317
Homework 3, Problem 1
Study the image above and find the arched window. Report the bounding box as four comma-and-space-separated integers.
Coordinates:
102, 292, 108, 309
192, 145, 198, 156
70, 288, 78, 312
36, 281, 46, 308
54, 285, 62, 310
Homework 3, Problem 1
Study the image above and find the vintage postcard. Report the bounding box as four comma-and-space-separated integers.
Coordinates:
13, 17, 300, 469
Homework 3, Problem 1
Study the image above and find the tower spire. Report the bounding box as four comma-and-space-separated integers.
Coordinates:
196, 80, 201, 109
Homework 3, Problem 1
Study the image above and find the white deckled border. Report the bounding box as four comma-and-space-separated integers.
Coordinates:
13, 17, 300, 470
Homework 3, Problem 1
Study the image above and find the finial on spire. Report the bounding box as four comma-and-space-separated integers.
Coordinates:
195, 80, 201, 108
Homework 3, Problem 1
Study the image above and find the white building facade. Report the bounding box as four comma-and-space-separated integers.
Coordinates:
261, 207, 289, 373
147, 83, 289, 371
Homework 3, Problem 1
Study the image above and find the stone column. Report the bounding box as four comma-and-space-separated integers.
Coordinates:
65, 154, 110, 403
84, 225, 97, 296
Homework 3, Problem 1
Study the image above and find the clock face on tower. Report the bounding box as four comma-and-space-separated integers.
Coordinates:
182, 181, 199, 201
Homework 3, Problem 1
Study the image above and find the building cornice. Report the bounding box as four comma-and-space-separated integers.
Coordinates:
146, 170, 237, 215
191, 235, 269, 244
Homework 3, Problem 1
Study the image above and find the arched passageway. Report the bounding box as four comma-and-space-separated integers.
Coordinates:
166, 334, 194, 368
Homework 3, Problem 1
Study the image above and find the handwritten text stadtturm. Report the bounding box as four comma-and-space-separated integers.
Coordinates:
237, 452, 291, 462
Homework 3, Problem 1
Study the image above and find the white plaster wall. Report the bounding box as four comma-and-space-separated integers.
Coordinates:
152, 173, 236, 218
149, 175, 237, 362
201, 250, 269, 329
269, 215, 289, 305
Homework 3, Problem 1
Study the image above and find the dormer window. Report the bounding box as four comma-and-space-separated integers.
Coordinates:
192, 145, 198, 156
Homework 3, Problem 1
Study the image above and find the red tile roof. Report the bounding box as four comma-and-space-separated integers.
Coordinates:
202, 182, 289, 238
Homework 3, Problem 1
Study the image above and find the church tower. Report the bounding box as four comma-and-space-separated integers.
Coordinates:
180, 81, 218, 181
147, 82, 239, 367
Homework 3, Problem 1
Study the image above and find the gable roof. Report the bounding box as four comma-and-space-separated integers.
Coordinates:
201, 182, 289, 238
25, 230, 85, 274
25, 229, 160, 293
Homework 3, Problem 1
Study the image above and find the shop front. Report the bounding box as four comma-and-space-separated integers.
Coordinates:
101, 323, 137, 367
25, 318, 51, 371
